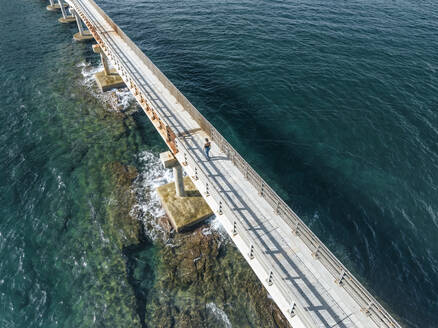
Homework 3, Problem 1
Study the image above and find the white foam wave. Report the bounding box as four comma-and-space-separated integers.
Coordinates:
206, 302, 232, 328
130, 151, 230, 242
77, 60, 136, 112
130, 151, 173, 241
203, 216, 229, 242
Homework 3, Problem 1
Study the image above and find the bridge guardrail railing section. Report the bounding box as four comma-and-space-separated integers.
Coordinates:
175, 138, 317, 328
69, 1, 401, 327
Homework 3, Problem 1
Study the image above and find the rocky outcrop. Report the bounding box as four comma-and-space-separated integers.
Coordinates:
94, 160, 291, 328
144, 226, 291, 328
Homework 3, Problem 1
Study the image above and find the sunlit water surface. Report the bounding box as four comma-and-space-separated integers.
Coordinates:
1, 0, 438, 327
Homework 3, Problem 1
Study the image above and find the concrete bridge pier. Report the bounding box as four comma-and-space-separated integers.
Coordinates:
57, 0, 75, 23
93, 44, 111, 75
47, 0, 68, 12
92, 44, 125, 92
173, 164, 186, 197
159, 152, 186, 197
70, 8, 94, 41
157, 151, 213, 232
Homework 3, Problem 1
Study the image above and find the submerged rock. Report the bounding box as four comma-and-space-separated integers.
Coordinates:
144, 225, 291, 328
158, 215, 174, 234
104, 161, 141, 247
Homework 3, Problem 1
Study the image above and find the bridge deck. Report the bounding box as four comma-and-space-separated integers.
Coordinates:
66, 0, 397, 327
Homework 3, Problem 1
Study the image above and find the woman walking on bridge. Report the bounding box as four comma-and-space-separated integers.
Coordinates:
204, 138, 211, 160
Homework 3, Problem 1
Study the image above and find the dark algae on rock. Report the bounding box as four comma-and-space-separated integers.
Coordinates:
143, 226, 291, 328
98, 158, 291, 328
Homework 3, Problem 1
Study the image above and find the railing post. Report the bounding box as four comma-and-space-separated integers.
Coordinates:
231, 221, 237, 236
231, 150, 236, 165
289, 303, 296, 317
259, 183, 264, 196
275, 201, 280, 214
361, 302, 373, 317
312, 245, 320, 259
205, 183, 209, 196
267, 271, 274, 286
336, 270, 346, 285
194, 167, 198, 180
248, 244, 255, 259
292, 221, 300, 235
166, 127, 172, 142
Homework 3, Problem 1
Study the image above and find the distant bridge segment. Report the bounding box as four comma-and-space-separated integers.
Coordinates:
65, 0, 402, 327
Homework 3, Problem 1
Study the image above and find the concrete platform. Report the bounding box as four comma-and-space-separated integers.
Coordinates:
58, 16, 76, 23
73, 30, 94, 42
157, 176, 213, 232
94, 69, 125, 92
47, 3, 68, 11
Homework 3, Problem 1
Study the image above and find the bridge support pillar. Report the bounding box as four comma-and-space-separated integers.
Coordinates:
70, 8, 94, 41
157, 151, 213, 232
159, 151, 186, 197
173, 164, 186, 197
92, 44, 125, 92
47, 0, 68, 12
58, 0, 75, 23
93, 44, 111, 76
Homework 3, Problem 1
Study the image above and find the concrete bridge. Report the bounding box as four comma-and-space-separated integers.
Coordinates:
51, 0, 402, 327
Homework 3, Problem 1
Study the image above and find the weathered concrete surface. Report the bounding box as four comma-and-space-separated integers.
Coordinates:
94, 69, 125, 92
73, 30, 94, 42
58, 16, 76, 23
47, 3, 68, 11
160, 151, 178, 169
157, 176, 213, 232
159, 151, 186, 197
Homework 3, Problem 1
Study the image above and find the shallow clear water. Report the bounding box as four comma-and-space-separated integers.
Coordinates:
0, 1, 166, 326
1, 0, 438, 327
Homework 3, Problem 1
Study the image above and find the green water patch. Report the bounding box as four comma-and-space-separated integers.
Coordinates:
1, 5, 289, 327
124, 234, 158, 328
46, 65, 162, 327
0, 15, 164, 324
144, 227, 290, 328
22, 38, 288, 328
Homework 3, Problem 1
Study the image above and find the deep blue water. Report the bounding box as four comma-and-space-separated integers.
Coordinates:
1, 0, 438, 327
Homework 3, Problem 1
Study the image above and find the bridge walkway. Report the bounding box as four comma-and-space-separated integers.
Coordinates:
65, 1, 401, 327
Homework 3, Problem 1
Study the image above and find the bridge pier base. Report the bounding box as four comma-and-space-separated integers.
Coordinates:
57, 0, 75, 23
92, 44, 125, 92
70, 8, 94, 41
157, 151, 213, 232
47, 0, 68, 12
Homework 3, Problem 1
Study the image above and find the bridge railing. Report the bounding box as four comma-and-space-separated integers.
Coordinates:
72, 1, 401, 327
175, 138, 316, 328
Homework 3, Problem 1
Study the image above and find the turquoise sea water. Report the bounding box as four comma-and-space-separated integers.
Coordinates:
1, 0, 438, 327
